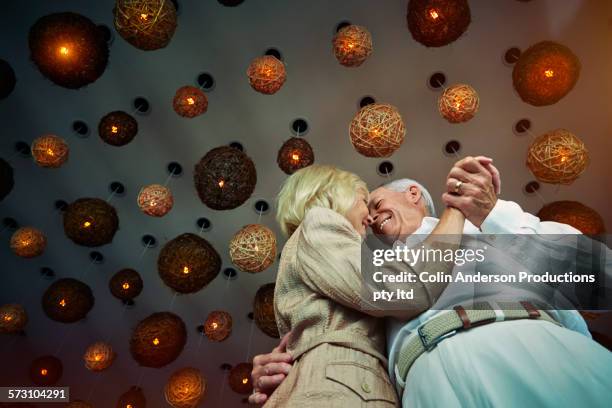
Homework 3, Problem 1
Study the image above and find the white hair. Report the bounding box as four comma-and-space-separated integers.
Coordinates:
381, 178, 437, 217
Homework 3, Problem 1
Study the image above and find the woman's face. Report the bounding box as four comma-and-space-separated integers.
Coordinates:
345, 190, 372, 237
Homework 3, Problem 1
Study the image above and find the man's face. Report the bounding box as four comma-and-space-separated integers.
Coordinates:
368, 186, 427, 244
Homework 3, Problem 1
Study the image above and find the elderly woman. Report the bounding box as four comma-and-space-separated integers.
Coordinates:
262, 164, 465, 407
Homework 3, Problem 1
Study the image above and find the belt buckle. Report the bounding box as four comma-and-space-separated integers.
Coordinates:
418, 326, 457, 352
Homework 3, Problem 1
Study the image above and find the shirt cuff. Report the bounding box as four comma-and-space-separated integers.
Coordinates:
480, 200, 527, 234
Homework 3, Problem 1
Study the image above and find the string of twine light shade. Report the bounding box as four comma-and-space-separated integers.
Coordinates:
229, 224, 276, 273
109, 268, 143, 301
407, 0, 471, 48
83, 341, 116, 371
114, 0, 178, 51
173, 86, 208, 118
66, 401, 93, 408
130, 311, 187, 368
228, 363, 253, 394
63, 198, 119, 247
332, 25, 373, 67
31, 134, 69, 168
246, 55, 286, 94
526, 129, 589, 185
41, 278, 95, 323
138, 184, 174, 217
349, 103, 406, 157
204, 310, 232, 342
10, 227, 47, 258
0, 304, 28, 334
29, 355, 63, 386
438, 83, 479, 123
537, 201, 605, 236
164, 367, 206, 408
253, 283, 279, 338
277, 137, 315, 174
98, 110, 138, 147
116, 386, 147, 408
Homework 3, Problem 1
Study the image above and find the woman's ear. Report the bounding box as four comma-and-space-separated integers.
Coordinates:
404, 185, 422, 204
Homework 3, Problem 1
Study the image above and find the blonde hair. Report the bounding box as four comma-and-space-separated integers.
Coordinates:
276, 164, 368, 236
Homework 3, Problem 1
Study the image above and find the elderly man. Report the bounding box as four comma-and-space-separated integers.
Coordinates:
250, 157, 612, 407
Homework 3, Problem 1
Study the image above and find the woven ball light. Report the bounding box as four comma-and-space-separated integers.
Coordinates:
407, 0, 471, 47
28, 12, 109, 89
0, 59, 17, 99
228, 363, 253, 395
173, 86, 208, 118
0, 158, 14, 202
99, 111, 138, 146
116, 386, 147, 408
114, 0, 178, 51
349, 103, 406, 157
67, 401, 93, 408
247, 55, 286, 95
513, 41, 581, 106
526, 129, 589, 185
254, 283, 279, 338
332, 25, 373, 67
537, 201, 605, 236
0, 304, 28, 334
84, 341, 116, 372
63, 198, 119, 247
438, 83, 479, 123
194, 146, 257, 210
31, 134, 69, 168
229, 224, 276, 273
29, 355, 63, 386
277, 137, 314, 174
42, 278, 94, 323
10, 227, 47, 258
158, 233, 221, 294
204, 310, 232, 342
130, 311, 187, 368
164, 367, 206, 408
137, 184, 174, 217
109, 268, 143, 301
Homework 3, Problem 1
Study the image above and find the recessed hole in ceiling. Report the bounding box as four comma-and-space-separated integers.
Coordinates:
291, 118, 308, 136
254, 199, 270, 214
428, 72, 446, 90
514, 119, 531, 135
220, 363, 232, 371
97, 24, 113, 44
123, 299, 135, 307
167, 162, 183, 177
2, 217, 18, 230
359, 96, 376, 108
133, 97, 150, 114
504, 47, 521, 65
222, 267, 237, 280
109, 181, 126, 196
264, 48, 282, 60
229, 141, 244, 151
218, 0, 245, 6
444, 140, 462, 156
170, 0, 180, 13
377, 161, 394, 177
14, 141, 30, 157
72, 120, 89, 137
336, 20, 352, 32
54, 200, 68, 212
524, 181, 540, 194
142, 234, 157, 248
247, 312, 254, 320
40, 267, 55, 278
196, 217, 211, 231
89, 251, 104, 264
197, 72, 215, 91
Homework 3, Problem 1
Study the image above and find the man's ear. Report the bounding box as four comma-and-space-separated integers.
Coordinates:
403, 185, 422, 204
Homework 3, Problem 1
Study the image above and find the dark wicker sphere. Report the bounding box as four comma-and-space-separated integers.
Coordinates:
0, 157, 15, 202
63, 198, 119, 247
512, 41, 581, 106
28, 12, 109, 89
0, 59, 16, 99
407, 0, 471, 47
109, 268, 143, 301
173, 86, 208, 118
29, 355, 63, 386
116, 386, 147, 408
194, 146, 257, 210
277, 137, 315, 175
130, 311, 187, 368
158, 233, 221, 294
537, 201, 605, 236
42, 278, 94, 323
228, 363, 253, 395
253, 283, 279, 338
98, 111, 138, 146
114, 0, 178, 51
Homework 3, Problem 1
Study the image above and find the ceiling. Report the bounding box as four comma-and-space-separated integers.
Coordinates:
1, 0, 611, 406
